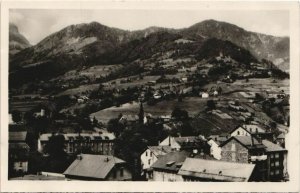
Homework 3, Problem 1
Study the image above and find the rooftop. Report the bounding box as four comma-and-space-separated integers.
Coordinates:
151, 151, 190, 172
262, 140, 287, 152
64, 154, 125, 179
39, 132, 115, 141
178, 158, 255, 182
220, 136, 266, 149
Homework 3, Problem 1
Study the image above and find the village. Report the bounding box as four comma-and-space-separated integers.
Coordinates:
8, 50, 289, 182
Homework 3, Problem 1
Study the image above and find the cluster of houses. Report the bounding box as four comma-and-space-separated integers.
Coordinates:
140, 124, 288, 182
9, 122, 288, 181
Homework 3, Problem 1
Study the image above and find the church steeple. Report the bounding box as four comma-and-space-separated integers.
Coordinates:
138, 101, 144, 124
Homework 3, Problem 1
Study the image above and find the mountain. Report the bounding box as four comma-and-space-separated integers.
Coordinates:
9, 23, 31, 55
180, 19, 289, 71
9, 20, 289, 87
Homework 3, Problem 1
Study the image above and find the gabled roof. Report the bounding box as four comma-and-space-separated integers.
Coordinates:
64, 154, 125, 179
151, 151, 190, 172
220, 136, 266, 149
9, 131, 27, 142
229, 125, 265, 135
148, 146, 172, 157
262, 140, 287, 152
178, 158, 255, 182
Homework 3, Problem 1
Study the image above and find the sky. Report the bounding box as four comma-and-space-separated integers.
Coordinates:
10, 9, 289, 45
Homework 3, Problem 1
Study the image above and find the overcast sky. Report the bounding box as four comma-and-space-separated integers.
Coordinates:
10, 9, 289, 45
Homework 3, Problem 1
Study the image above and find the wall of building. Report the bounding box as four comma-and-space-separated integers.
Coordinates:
106, 165, 132, 181
208, 140, 221, 160
140, 149, 158, 170
152, 170, 183, 181
221, 139, 249, 163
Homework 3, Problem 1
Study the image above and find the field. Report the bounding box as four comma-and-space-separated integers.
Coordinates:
90, 97, 209, 124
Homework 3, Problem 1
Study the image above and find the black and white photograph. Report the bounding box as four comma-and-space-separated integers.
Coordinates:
1, 0, 299, 192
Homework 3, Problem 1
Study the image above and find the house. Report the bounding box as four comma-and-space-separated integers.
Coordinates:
64, 154, 132, 181
261, 139, 288, 181
9, 131, 30, 176
200, 92, 209, 98
230, 125, 274, 141
178, 158, 256, 182
159, 136, 209, 153
38, 132, 115, 155
119, 114, 139, 125
220, 136, 267, 181
140, 146, 172, 179
150, 151, 190, 181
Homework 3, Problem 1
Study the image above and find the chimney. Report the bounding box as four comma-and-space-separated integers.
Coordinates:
77, 155, 82, 160
251, 135, 254, 146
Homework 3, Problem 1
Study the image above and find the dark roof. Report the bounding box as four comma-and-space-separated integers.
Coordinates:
63, 154, 125, 179
151, 151, 190, 172
178, 158, 255, 182
220, 136, 266, 149
9, 131, 27, 142
262, 140, 287, 152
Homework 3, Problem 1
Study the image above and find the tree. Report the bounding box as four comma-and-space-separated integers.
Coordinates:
207, 100, 216, 109
171, 107, 189, 120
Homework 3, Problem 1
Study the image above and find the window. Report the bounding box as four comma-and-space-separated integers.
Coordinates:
271, 154, 274, 159
271, 162, 275, 167
255, 128, 258, 133
270, 171, 274, 176
275, 153, 280, 158
145, 151, 148, 156
120, 168, 124, 177
113, 170, 117, 178
19, 162, 23, 167
275, 169, 280, 175
275, 161, 280, 167
148, 159, 151, 165
150, 152, 153, 157
237, 131, 240, 135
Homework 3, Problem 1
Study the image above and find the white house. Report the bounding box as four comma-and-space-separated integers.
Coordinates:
140, 146, 172, 179
200, 92, 209, 98
207, 139, 222, 160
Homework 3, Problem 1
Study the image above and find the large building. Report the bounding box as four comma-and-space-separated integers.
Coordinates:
178, 158, 256, 182
220, 136, 267, 181
64, 154, 132, 181
38, 132, 115, 155
261, 139, 288, 181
